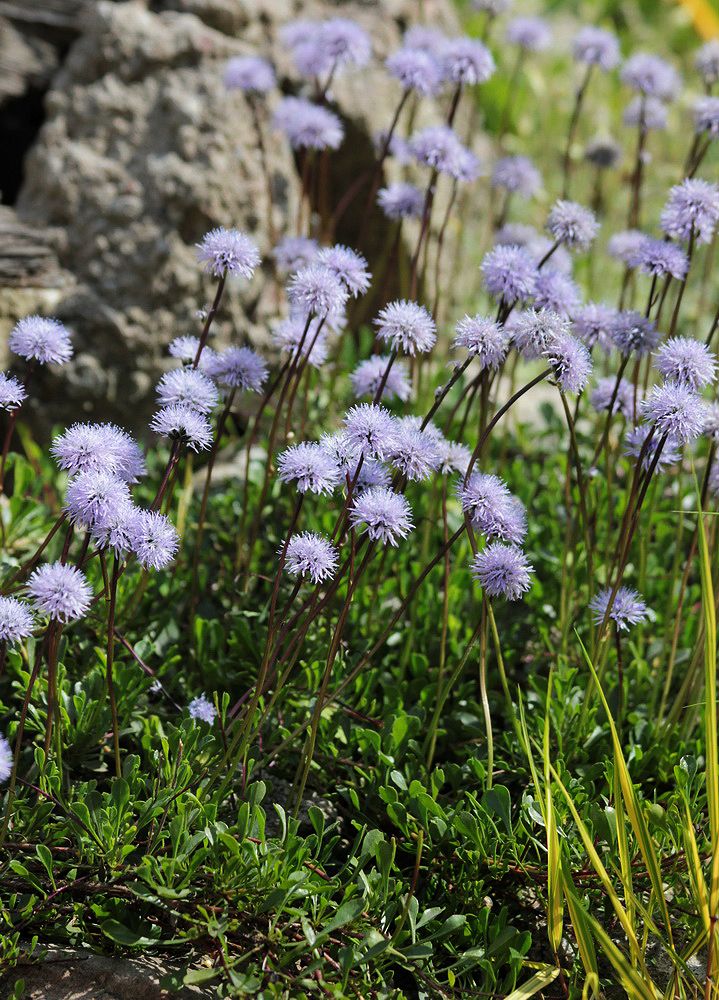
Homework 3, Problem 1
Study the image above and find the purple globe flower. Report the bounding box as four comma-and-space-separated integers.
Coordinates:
377, 182, 425, 220
572, 303, 618, 352
611, 310, 660, 356
150, 404, 213, 452
624, 424, 682, 471
704, 402, 719, 442
385, 47, 443, 96
481, 245, 538, 305
491, 156, 541, 199
196, 228, 260, 280
285, 532, 339, 584
654, 337, 717, 391
437, 440, 471, 477
589, 586, 649, 631
543, 332, 592, 394
626, 236, 688, 279
623, 96, 667, 131
344, 404, 396, 460
131, 510, 179, 570
694, 96, 719, 138
403, 26, 447, 57
509, 309, 569, 361
388, 420, 441, 481
642, 382, 707, 444
65, 469, 131, 532
696, 39, 719, 87
453, 315, 509, 369
546, 200, 599, 250
591, 376, 634, 420
458, 472, 527, 544
533, 270, 581, 316
350, 487, 414, 546
374, 300, 436, 356
357, 459, 392, 489
168, 336, 201, 363
0, 596, 34, 645
9, 316, 73, 366
288, 264, 349, 318
409, 125, 475, 180
273, 235, 319, 274
91, 498, 139, 557
27, 562, 92, 623
277, 442, 341, 495
204, 347, 268, 392
660, 179, 719, 245
223, 55, 275, 94
621, 52, 681, 101
471, 543, 534, 600
52, 422, 146, 483
350, 355, 411, 402
156, 368, 219, 415
272, 317, 329, 369
0, 733, 11, 784
505, 16, 551, 52
273, 97, 344, 151
572, 26, 620, 71
441, 36, 495, 85
608, 229, 647, 264
189, 694, 217, 724
316, 245, 371, 297
0, 372, 26, 411
317, 17, 372, 71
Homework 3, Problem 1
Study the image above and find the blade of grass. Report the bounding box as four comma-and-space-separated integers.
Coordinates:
504, 966, 560, 1000
561, 862, 600, 998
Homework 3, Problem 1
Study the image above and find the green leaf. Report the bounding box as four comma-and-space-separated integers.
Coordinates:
101, 919, 157, 948
481, 784, 512, 834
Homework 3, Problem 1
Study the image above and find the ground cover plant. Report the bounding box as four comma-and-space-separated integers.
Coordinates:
1, 0, 719, 996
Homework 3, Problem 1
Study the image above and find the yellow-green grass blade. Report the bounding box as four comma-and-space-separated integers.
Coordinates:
543, 672, 564, 953
504, 966, 560, 1000
562, 862, 600, 997
613, 763, 638, 966
682, 798, 711, 937
584, 911, 661, 1000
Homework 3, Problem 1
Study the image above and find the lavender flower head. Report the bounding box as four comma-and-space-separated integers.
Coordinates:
65, 469, 131, 532
350, 488, 413, 546
131, 510, 178, 570
441, 36, 495, 85
453, 315, 509, 369
572, 303, 618, 352
696, 39, 719, 87
168, 336, 201, 363
703, 402, 719, 443
591, 376, 634, 420
377, 182, 424, 220
317, 17, 372, 72
156, 368, 218, 415
52, 422, 146, 483
150, 404, 213, 452
0, 372, 26, 411
641, 382, 707, 444
409, 125, 476, 180
543, 332, 592, 393
388, 421, 441, 482
505, 16, 551, 52
0, 596, 34, 645
546, 200, 599, 250
533, 270, 581, 317
350, 356, 411, 402
9, 316, 73, 365
624, 424, 682, 471
611, 310, 660, 356
572, 26, 620, 71
491, 156, 541, 199
344, 403, 396, 460
621, 52, 681, 101
27, 562, 92, 623
471, 543, 534, 600
481, 245, 538, 305
608, 229, 647, 264
623, 96, 667, 131
316, 245, 371, 297
589, 586, 649, 631
459, 472, 527, 544
654, 337, 717, 391
223, 55, 275, 94
273, 235, 319, 274
0, 733, 11, 784
285, 532, 339, 584
509, 309, 569, 361
375, 300, 437, 355
437, 440, 471, 477
403, 26, 447, 56
272, 317, 329, 369
694, 97, 719, 138
660, 178, 719, 245
273, 97, 344, 150
189, 694, 217, 724
204, 346, 268, 393
626, 235, 688, 279
385, 47, 443, 96
288, 264, 349, 318
196, 228, 260, 280
277, 442, 341, 495
91, 498, 138, 557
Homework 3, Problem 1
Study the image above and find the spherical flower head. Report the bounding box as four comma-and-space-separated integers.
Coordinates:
357, 459, 391, 489
168, 336, 201, 363
27, 562, 92, 623
621, 52, 681, 101
611, 310, 660, 357
0, 596, 34, 645
273, 236, 318, 274
437, 440, 471, 477
623, 95, 667, 131
285, 532, 339, 584
196, 228, 260, 280
481, 244, 538, 306
320, 431, 360, 475
52, 422, 146, 483
0, 732, 11, 784
572, 303, 618, 352
696, 39, 719, 87
624, 424, 682, 471
350, 355, 411, 402
131, 510, 179, 570
458, 472, 527, 544
150, 404, 213, 452
641, 382, 707, 444
626, 235, 688, 280
316, 245, 371, 298
204, 346, 268, 393
409, 125, 473, 180
388, 421, 441, 482
273, 97, 344, 151
591, 376, 634, 420
344, 404, 396, 460
65, 469, 131, 532
453, 315, 509, 369
156, 367, 218, 415
509, 308, 569, 361
386, 47, 443, 96
589, 586, 649, 631
584, 136, 622, 169
572, 26, 620, 72
403, 26, 447, 57
223, 55, 275, 94
441, 36, 495, 85
608, 229, 647, 264
491, 155, 541, 199
533, 269, 581, 316
377, 182, 424, 220
505, 16, 551, 52
277, 442, 341, 496
694, 96, 719, 138
704, 402, 719, 443
91, 498, 138, 556
543, 332, 592, 394
350, 487, 414, 546
660, 178, 719, 245
319, 17, 372, 71
654, 337, 717, 391
188, 694, 217, 724
546, 200, 599, 250
471, 543, 534, 601
272, 316, 329, 369
9, 315, 73, 366
288, 264, 349, 318
375, 300, 436, 356
0, 372, 27, 411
